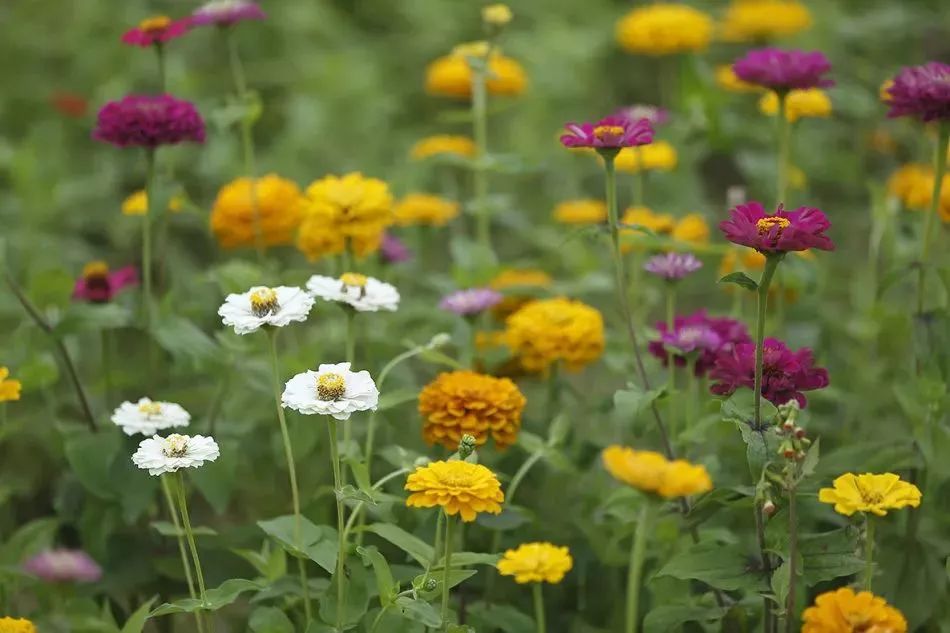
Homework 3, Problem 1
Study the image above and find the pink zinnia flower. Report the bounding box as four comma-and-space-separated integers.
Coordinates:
439, 288, 503, 316
649, 310, 750, 376
191, 1, 267, 27
73, 262, 138, 303
719, 202, 834, 254
23, 549, 102, 583
733, 48, 833, 92
710, 337, 829, 407
380, 233, 412, 263
885, 62, 950, 122
560, 115, 654, 149
121, 15, 190, 47
614, 104, 670, 127
93, 95, 206, 148
643, 252, 702, 280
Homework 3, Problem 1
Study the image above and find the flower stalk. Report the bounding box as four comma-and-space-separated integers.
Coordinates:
142, 149, 156, 332
776, 91, 791, 206
624, 502, 652, 633
472, 50, 492, 258
174, 472, 211, 633
160, 476, 197, 601
440, 512, 455, 629
328, 416, 347, 631
916, 121, 950, 316
784, 484, 799, 633
864, 516, 875, 591
533, 583, 546, 633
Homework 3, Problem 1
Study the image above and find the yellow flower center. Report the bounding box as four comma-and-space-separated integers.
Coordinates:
339, 272, 368, 288
317, 372, 346, 401
138, 15, 172, 33
138, 401, 162, 416
162, 434, 188, 457
250, 288, 280, 317
756, 216, 791, 235
82, 261, 110, 279
593, 125, 625, 140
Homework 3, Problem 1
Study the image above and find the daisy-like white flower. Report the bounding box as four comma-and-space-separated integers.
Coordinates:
132, 433, 220, 476
218, 285, 315, 335
306, 273, 400, 312
281, 362, 379, 420
111, 398, 190, 436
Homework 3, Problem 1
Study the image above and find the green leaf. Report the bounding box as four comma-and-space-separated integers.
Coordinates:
476, 506, 532, 531
232, 541, 286, 582
467, 601, 534, 633
318, 560, 370, 628
258, 515, 338, 573
249, 606, 295, 633
344, 457, 374, 499
722, 391, 779, 478
412, 569, 477, 599
614, 384, 666, 424
516, 431, 545, 453
151, 522, 217, 537
718, 272, 759, 292
393, 595, 441, 627
151, 315, 218, 364
547, 413, 571, 447
433, 552, 500, 569
656, 542, 767, 592
0, 518, 60, 564
150, 579, 262, 616
336, 484, 377, 505
800, 437, 820, 478
377, 388, 418, 411
446, 626, 476, 633
643, 604, 727, 633
798, 529, 865, 586
358, 546, 397, 607
120, 598, 157, 633
362, 523, 434, 566
54, 303, 132, 335
771, 560, 790, 609
63, 430, 121, 500
190, 439, 239, 513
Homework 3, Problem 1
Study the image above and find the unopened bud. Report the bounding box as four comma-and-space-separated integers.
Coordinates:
423, 578, 438, 591
482, 3, 512, 27
762, 500, 777, 517
458, 434, 478, 458
782, 420, 795, 432
783, 448, 796, 459
427, 333, 451, 349
796, 450, 806, 461
794, 427, 806, 439
413, 456, 431, 468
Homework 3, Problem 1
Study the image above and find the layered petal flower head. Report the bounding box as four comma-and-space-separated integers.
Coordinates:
733, 47, 833, 92
132, 434, 220, 476
490, 268, 553, 319
218, 286, 314, 334
191, 0, 266, 27
0, 367, 23, 402
380, 233, 412, 263
121, 15, 189, 47
72, 261, 138, 303
405, 460, 504, 521
802, 588, 907, 633
616, 4, 713, 56
93, 95, 205, 148
112, 397, 190, 436
210, 174, 303, 249
439, 288, 503, 316
818, 473, 922, 517
553, 199, 607, 225
759, 88, 832, 122
281, 362, 379, 420
497, 543, 573, 584
644, 252, 703, 281
603, 445, 712, 498
649, 310, 750, 375
719, 202, 834, 253
410, 135, 476, 161
425, 42, 527, 99
23, 549, 102, 583
614, 141, 678, 174
719, 0, 812, 43
0, 618, 36, 633
710, 337, 829, 407
505, 297, 605, 372
307, 273, 399, 312
885, 62, 950, 122
393, 193, 459, 227
560, 116, 654, 150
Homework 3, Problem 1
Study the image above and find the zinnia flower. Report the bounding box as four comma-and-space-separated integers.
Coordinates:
122, 189, 183, 216
306, 273, 399, 312
733, 48, 834, 92
719, 0, 812, 42
210, 174, 303, 249
615, 4, 713, 56
614, 104, 670, 127
425, 44, 527, 99
710, 337, 829, 407
410, 135, 476, 160
380, 233, 412, 263
0, 617, 36, 633
281, 362, 379, 420
887, 164, 950, 221
393, 193, 459, 227
121, 15, 189, 47
603, 445, 712, 498
439, 288, 503, 316
672, 213, 711, 245
505, 298, 605, 372
759, 89, 832, 122
0, 367, 22, 402
132, 433, 220, 476
553, 199, 607, 225
715, 65, 763, 93
560, 116, 654, 149
418, 371, 526, 449
490, 268, 553, 318
614, 142, 678, 173
643, 252, 703, 280
885, 62, 950, 122
802, 588, 907, 633
72, 261, 138, 303
218, 286, 315, 335
93, 95, 205, 148
649, 310, 750, 375
818, 473, 922, 517
497, 543, 573, 584
405, 460, 504, 521
620, 206, 674, 252
482, 3, 513, 27
191, 0, 266, 27
23, 549, 102, 583
111, 397, 190, 436
719, 202, 834, 253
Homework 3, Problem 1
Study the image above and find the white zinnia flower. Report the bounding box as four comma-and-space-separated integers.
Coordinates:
306, 273, 399, 312
281, 362, 379, 420
218, 285, 315, 335
132, 434, 221, 476
111, 398, 190, 436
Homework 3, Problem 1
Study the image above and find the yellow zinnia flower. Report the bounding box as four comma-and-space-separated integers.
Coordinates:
616, 4, 713, 56
552, 199, 607, 225
497, 542, 573, 584
0, 617, 37, 633
614, 142, 678, 174
505, 297, 605, 372
482, 3, 512, 26
715, 64, 763, 93
425, 44, 527, 99
419, 370, 526, 450
405, 460, 504, 522
818, 472, 922, 517
759, 89, 832, 122
887, 164, 950, 221
121, 189, 184, 215
603, 445, 712, 498
620, 206, 674, 252
0, 367, 22, 402
393, 193, 459, 227
209, 174, 303, 249
720, 247, 767, 277
802, 587, 907, 633
410, 135, 477, 161
719, 0, 812, 42
490, 268, 553, 318
671, 213, 710, 245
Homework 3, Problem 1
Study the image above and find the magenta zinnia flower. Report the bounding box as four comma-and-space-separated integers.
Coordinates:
614, 104, 670, 127
710, 337, 829, 407
23, 549, 102, 583
93, 95, 206, 148
719, 202, 834, 254
121, 15, 190, 47
191, 1, 267, 27
380, 233, 412, 263
73, 262, 138, 303
649, 310, 750, 375
560, 116, 654, 149
439, 288, 503, 316
885, 62, 950, 122
732, 48, 833, 91
644, 252, 702, 280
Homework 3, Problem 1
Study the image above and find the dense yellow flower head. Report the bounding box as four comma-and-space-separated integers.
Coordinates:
497, 542, 573, 584
209, 174, 302, 249
425, 45, 527, 99
490, 268, 553, 318
0, 367, 22, 402
0, 617, 37, 633
410, 135, 477, 160
715, 64, 763, 93
672, 213, 710, 245
616, 4, 713, 56
553, 199, 607, 225
615, 142, 678, 174
818, 472, 922, 517
505, 297, 605, 372
405, 460, 504, 522
603, 445, 712, 498
419, 370, 526, 450
121, 189, 183, 215
296, 172, 394, 261
620, 206, 674, 252
482, 3, 512, 26
719, 0, 812, 42
393, 193, 459, 227
802, 588, 907, 633
720, 247, 767, 277
887, 164, 950, 221
759, 89, 832, 122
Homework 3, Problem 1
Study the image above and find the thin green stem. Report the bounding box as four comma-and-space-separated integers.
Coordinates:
161, 476, 197, 601
625, 502, 652, 633
545, 361, 560, 421
328, 417, 347, 632
916, 122, 950, 316
753, 257, 781, 427
142, 149, 156, 334
342, 468, 410, 540
473, 53, 491, 257
440, 513, 455, 630
776, 92, 790, 207
175, 472, 211, 633
665, 284, 676, 439
155, 44, 166, 91
632, 148, 647, 208
785, 486, 799, 633
864, 516, 875, 591
533, 583, 546, 633
370, 606, 390, 633
342, 310, 356, 486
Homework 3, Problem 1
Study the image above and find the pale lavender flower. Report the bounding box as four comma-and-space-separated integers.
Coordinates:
643, 252, 703, 280
380, 233, 412, 263
191, 1, 266, 26
439, 288, 503, 316
23, 549, 102, 583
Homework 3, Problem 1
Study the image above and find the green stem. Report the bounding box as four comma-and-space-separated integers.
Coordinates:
625, 502, 652, 633
776, 92, 790, 207
686, 357, 697, 436
785, 485, 799, 633
142, 149, 156, 335
633, 148, 647, 208
342, 310, 356, 486
174, 472, 211, 633
369, 605, 390, 632
864, 516, 875, 591
473, 51, 492, 258
342, 468, 410, 541
665, 284, 676, 440
328, 417, 347, 632
916, 122, 950, 316
533, 583, 546, 633
753, 256, 781, 427
155, 44, 166, 92
161, 476, 197, 601
440, 513, 455, 629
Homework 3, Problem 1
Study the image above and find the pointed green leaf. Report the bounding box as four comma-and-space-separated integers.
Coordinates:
718, 272, 758, 292
362, 523, 434, 566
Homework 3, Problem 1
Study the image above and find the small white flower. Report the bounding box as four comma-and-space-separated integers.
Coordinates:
111, 398, 191, 436
281, 362, 379, 420
218, 285, 315, 335
306, 273, 399, 312
132, 433, 220, 476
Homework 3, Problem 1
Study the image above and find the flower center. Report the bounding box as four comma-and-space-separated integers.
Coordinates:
339, 272, 368, 288
82, 261, 110, 280
138, 401, 162, 417
756, 216, 791, 235
250, 288, 280, 317
138, 15, 172, 33
317, 372, 346, 401
162, 434, 189, 457
593, 125, 625, 142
